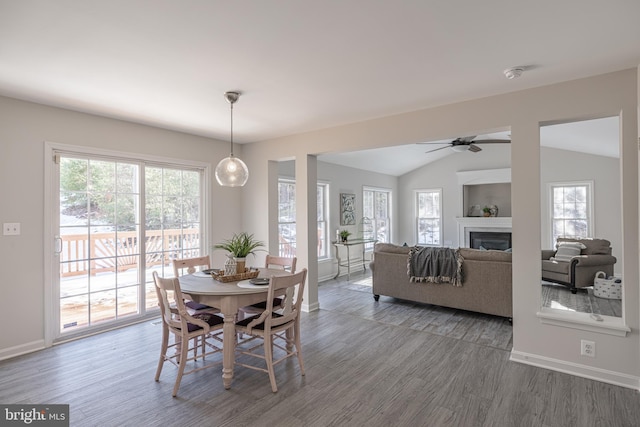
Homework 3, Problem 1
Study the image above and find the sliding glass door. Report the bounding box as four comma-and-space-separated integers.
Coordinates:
54, 151, 205, 340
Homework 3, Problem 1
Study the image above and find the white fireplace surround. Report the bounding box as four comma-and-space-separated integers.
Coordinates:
456, 168, 512, 248
456, 217, 512, 248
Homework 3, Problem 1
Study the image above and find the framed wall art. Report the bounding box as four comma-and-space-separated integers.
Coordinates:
340, 193, 356, 225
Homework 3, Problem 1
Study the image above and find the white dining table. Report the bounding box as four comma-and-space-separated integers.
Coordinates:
179, 267, 290, 390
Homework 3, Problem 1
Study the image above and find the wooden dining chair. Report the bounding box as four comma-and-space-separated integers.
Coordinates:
152, 272, 224, 397
238, 255, 297, 320
234, 269, 307, 393
172, 256, 218, 312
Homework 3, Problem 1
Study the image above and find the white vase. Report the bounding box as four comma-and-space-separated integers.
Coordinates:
224, 255, 237, 276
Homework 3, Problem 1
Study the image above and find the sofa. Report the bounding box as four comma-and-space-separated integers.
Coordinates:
370, 243, 512, 318
541, 237, 616, 294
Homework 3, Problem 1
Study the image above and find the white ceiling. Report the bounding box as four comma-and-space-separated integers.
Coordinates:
0, 1, 637, 159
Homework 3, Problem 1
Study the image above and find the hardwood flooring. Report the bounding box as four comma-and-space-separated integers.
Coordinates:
541, 281, 622, 317
1, 272, 638, 426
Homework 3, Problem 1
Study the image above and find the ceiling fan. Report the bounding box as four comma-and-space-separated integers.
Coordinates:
420, 136, 511, 154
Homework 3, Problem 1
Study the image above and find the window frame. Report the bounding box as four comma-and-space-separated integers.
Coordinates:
277, 178, 331, 260
44, 141, 210, 345
415, 188, 443, 246
317, 181, 330, 260
362, 186, 392, 250
548, 180, 594, 245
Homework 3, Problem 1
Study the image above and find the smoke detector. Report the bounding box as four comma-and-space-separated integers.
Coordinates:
503, 67, 524, 80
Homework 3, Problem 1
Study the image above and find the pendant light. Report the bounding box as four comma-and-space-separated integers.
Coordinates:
215, 91, 249, 187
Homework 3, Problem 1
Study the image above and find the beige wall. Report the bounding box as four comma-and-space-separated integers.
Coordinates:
0, 68, 638, 389
0, 96, 241, 356
242, 69, 640, 389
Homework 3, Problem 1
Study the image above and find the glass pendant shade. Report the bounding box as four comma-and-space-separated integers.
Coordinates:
215, 155, 249, 187
216, 91, 249, 187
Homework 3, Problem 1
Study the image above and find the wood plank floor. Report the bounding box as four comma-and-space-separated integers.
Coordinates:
541, 281, 622, 317
1, 272, 638, 426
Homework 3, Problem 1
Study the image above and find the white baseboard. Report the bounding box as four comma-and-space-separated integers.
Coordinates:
510, 349, 640, 391
303, 300, 320, 312
0, 340, 46, 362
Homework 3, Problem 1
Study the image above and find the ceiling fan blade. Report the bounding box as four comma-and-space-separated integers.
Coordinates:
468, 144, 482, 153
457, 136, 477, 143
425, 145, 451, 154
471, 139, 511, 144
417, 141, 451, 145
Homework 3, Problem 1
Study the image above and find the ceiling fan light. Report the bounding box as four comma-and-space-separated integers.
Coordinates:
451, 145, 470, 152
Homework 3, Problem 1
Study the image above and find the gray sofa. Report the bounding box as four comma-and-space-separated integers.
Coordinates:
370, 243, 512, 318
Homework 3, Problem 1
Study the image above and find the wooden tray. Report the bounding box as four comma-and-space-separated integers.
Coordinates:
211, 269, 259, 283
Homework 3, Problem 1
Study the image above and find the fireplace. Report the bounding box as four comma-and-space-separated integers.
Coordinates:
469, 231, 512, 250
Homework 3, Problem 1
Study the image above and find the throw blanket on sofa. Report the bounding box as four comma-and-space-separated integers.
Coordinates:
408, 246, 463, 286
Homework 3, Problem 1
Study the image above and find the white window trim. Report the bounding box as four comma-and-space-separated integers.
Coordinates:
363, 185, 393, 246
44, 141, 210, 346
547, 180, 594, 246
415, 188, 443, 246
317, 180, 330, 260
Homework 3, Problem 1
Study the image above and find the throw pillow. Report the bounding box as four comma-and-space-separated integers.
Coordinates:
552, 245, 583, 262
556, 241, 587, 251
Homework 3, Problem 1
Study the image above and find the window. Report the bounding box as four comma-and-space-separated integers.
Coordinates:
363, 187, 391, 250
278, 179, 296, 256
416, 189, 442, 245
549, 182, 593, 244
317, 182, 329, 259
278, 178, 330, 259
53, 148, 205, 340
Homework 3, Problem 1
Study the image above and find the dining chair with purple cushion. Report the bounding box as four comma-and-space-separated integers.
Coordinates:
153, 272, 224, 397
234, 269, 307, 392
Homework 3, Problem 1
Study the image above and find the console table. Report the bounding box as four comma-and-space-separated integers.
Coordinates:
332, 238, 377, 280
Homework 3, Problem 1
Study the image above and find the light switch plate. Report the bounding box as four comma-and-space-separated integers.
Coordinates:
3, 222, 20, 235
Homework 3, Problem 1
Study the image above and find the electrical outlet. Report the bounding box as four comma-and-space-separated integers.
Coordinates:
3, 222, 20, 236
581, 340, 596, 357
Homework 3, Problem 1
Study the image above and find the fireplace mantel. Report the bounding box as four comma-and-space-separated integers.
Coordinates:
455, 217, 512, 247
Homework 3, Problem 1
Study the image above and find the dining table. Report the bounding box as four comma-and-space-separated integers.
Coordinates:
179, 267, 291, 390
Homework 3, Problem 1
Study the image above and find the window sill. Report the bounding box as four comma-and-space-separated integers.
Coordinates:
536, 308, 630, 337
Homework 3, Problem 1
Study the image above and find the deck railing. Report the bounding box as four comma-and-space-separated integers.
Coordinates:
60, 228, 200, 277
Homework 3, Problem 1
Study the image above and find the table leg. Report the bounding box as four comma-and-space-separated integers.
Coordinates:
333, 244, 342, 279
362, 245, 367, 273
346, 244, 351, 281
222, 312, 236, 389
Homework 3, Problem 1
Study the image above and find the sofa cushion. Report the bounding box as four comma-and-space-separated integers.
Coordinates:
542, 259, 570, 274
374, 243, 411, 254
458, 247, 511, 262
557, 238, 611, 255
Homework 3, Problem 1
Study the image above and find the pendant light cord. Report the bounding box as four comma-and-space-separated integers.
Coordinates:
229, 101, 234, 157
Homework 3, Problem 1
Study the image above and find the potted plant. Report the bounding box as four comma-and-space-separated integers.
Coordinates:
482, 206, 491, 217
213, 232, 265, 273
339, 229, 352, 242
